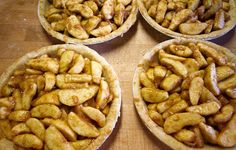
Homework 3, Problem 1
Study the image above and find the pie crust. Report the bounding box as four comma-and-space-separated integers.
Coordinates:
38, 0, 138, 45
132, 39, 236, 149
0, 44, 121, 150
138, 0, 236, 40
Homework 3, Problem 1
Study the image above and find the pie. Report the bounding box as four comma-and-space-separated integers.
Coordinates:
138, 0, 236, 40
38, 0, 138, 44
133, 39, 236, 149
0, 44, 121, 150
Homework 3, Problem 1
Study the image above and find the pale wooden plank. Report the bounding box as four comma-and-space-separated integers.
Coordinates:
0, 1, 235, 150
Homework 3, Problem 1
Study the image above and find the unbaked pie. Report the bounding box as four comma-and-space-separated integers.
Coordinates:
0, 44, 121, 150
138, 0, 236, 40
38, 0, 138, 44
133, 39, 236, 149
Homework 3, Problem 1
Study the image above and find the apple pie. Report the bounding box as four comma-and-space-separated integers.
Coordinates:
133, 39, 236, 149
0, 44, 121, 150
38, 0, 138, 44
138, 0, 236, 40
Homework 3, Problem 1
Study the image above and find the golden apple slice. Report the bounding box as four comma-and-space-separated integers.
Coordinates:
101, 0, 115, 20
139, 72, 155, 88
204, 63, 220, 95
148, 110, 164, 126
8, 110, 30, 122
168, 9, 193, 31
160, 74, 182, 91
141, 87, 169, 103
90, 25, 112, 37
44, 72, 56, 91
218, 74, 236, 91
200, 86, 221, 105
13, 134, 43, 149
68, 112, 99, 137
56, 74, 89, 89
68, 54, 85, 74
189, 42, 208, 68
217, 114, 236, 147
68, 4, 93, 18
199, 122, 218, 144
216, 65, 234, 82
70, 139, 92, 150
153, 65, 167, 87
183, 58, 200, 74
21, 82, 37, 110
84, 16, 101, 32
91, 61, 102, 84
58, 85, 99, 106
159, 49, 186, 62
213, 104, 234, 123
26, 57, 59, 74
189, 77, 204, 105
26, 118, 45, 140
174, 129, 196, 143
160, 58, 188, 78
225, 87, 236, 99
11, 123, 31, 136
156, 0, 167, 23
181, 70, 205, 90
156, 93, 181, 113
63, 74, 92, 83
169, 44, 193, 57
162, 100, 188, 119
179, 22, 208, 35
45, 125, 74, 150
197, 43, 226, 65
96, 80, 110, 109
52, 119, 77, 142
186, 101, 221, 116
40, 118, 55, 127
82, 106, 106, 127
31, 104, 61, 119
164, 112, 204, 134
32, 90, 60, 106
66, 15, 89, 40
59, 50, 75, 73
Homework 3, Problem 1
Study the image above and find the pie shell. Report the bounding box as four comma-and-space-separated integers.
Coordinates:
138, 0, 236, 40
38, 0, 138, 45
0, 44, 121, 150
132, 39, 236, 150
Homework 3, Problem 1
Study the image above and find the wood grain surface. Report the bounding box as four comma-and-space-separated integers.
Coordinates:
0, 0, 235, 150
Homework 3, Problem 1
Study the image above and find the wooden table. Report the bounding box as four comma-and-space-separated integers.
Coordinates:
0, 0, 235, 150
